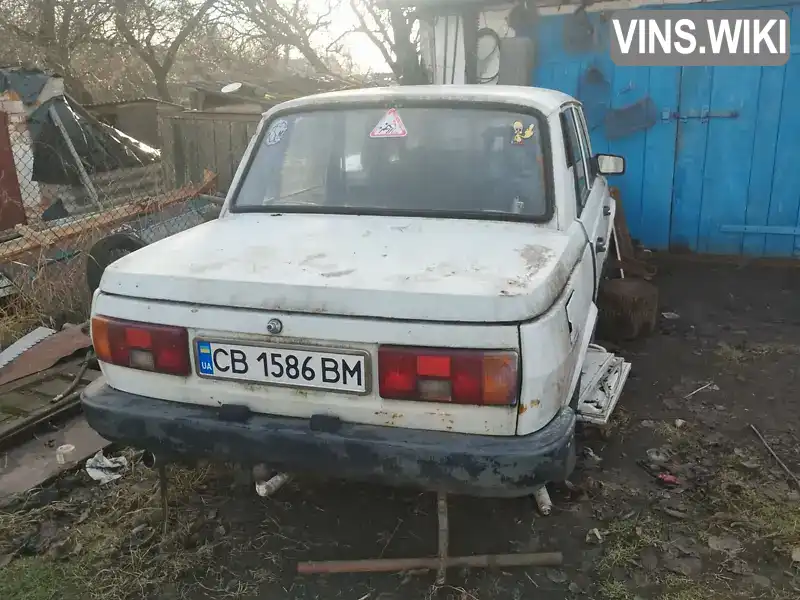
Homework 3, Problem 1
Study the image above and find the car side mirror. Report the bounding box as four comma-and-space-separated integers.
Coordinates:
593, 154, 625, 176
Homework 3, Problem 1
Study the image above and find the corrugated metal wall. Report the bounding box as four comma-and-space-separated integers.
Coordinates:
534, 1, 800, 257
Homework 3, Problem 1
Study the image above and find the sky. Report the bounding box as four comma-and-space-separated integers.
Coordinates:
313, 0, 393, 73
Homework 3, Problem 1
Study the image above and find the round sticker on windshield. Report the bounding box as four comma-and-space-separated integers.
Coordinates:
266, 119, 288, 145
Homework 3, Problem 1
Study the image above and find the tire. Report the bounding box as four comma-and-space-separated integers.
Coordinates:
86, 233, 146, 294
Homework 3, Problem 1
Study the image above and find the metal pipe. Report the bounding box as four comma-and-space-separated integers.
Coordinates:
533, 485, 552, 516
436, 491, 448, 585
141, 451, 157, 469
297, 551, 563, 575
255, 473, 291, 497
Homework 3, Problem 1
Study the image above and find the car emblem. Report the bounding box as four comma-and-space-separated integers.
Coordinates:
266, 318, 283, 334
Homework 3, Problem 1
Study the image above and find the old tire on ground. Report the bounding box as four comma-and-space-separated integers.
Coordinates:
86, 233, 146, 294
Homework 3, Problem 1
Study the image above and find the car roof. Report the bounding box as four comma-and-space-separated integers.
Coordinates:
266, 85, 576, 118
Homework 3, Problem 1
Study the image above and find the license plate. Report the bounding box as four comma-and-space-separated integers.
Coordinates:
194, 340, 369, 394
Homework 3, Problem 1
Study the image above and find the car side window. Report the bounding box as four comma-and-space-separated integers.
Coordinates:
572, 107, 595, 187
560, 108, 589, 213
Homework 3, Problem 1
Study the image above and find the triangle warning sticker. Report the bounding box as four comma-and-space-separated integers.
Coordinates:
370, 108, 407, 138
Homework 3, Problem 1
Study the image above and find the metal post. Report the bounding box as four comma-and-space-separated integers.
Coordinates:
48, 104, 103, 210
436, 491, 449, 584
158, 463, 169, 535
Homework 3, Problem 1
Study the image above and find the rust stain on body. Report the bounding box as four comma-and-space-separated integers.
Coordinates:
519, 244, 555, 273
300, 253, 326, 266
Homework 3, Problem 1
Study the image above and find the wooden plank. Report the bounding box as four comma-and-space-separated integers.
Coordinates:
766, 7, 800, 257
607, 64, 650, 243
610, 187, 635, 260
0, 390, 53, 415
213, 119, 234, 191
0, 387, 85, 448
669, 66, 714, 252
0, 359, 82, 396
194, 120, 217, 184
696, 65, 761, 255
640, 66, 680, 251
0, 417, 109, 499
742, 65, 786, 257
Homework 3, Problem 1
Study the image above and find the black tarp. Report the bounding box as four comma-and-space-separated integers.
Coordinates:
0, 67, 159, 185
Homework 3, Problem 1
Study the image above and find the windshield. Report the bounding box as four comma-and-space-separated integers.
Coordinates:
233, 106, 551, 219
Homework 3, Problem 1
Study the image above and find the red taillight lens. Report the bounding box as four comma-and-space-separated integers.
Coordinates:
378, 346, 518, 406
91, 315, 190, 376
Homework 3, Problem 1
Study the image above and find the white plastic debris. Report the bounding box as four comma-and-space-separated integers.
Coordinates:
85, 450, 129, 484
56, 444, 75, 465
661, 312, 680, 320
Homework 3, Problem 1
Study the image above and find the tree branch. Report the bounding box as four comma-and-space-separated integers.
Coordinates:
164, 0, 218, 72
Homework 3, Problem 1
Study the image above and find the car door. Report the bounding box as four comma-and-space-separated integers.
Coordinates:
560, 104, 610, 296
574, 106, 615, 281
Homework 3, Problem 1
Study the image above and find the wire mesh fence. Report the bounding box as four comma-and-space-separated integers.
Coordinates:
0, 97, 237, 346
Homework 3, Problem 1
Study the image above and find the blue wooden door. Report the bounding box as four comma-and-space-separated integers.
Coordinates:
533, 2, 800, 257
669, 4, 800, 256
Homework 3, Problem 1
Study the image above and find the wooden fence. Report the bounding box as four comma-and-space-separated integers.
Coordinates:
158, 109, 261, 193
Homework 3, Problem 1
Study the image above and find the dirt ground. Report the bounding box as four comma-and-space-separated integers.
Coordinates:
2, 257, 799, 600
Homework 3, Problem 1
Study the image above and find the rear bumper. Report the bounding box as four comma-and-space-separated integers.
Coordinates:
82, 379, 577, 498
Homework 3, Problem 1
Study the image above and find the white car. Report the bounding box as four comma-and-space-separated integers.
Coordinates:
83, 85, 630, 498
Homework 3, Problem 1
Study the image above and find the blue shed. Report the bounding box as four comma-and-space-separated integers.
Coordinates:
533, 1, 800, 257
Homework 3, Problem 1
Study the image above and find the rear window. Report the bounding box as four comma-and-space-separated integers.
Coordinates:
233, 106, 551, 219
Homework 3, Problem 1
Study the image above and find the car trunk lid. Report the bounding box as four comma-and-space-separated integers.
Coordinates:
99, 213, 581, 323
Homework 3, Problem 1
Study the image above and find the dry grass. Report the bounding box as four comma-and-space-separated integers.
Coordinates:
595, 422, 800, 600
0, 455, 237, 600
596, 513, 664, 574
0, 233, 104, 346
700, 465, 800, 553
713, 341, 800, 364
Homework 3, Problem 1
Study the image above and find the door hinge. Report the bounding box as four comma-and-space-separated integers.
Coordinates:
595, 237, 607, 253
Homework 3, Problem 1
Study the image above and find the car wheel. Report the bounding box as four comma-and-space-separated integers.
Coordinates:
86, 233, 146, 294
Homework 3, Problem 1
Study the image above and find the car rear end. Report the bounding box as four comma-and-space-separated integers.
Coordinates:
82, 87, 578, 497
83, 292, 576, 497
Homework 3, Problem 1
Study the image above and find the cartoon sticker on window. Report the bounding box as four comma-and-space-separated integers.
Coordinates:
266, 119, 289, 145
511, 121, 535, 145
370, 108, 408, 138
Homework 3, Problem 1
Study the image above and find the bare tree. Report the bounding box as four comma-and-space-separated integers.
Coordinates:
0, 0, 115, 102
219, 0, 342, 75
348, 0, 426, 84
113, 0, 218, 101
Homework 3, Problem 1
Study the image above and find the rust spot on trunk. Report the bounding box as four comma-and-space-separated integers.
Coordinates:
519, 244, 554, 273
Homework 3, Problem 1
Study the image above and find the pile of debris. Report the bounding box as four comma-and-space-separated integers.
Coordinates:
0, 324, 107, 501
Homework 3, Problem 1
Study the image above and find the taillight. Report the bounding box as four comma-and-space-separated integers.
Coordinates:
378, 346, 518, 406
91, 315, 190, 376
